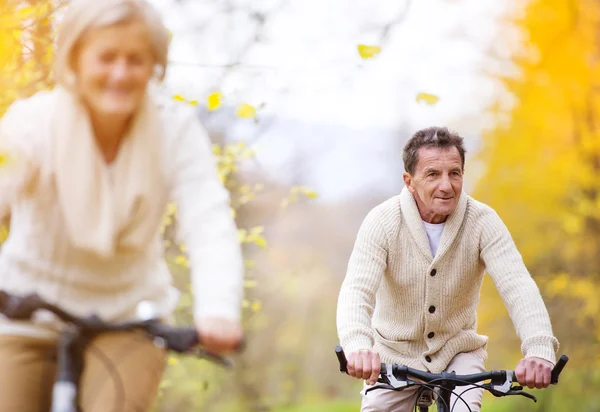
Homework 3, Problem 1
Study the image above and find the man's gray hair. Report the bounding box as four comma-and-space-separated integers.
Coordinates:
402, 127, 466, 175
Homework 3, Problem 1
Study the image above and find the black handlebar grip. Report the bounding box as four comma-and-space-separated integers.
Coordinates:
551, 354, 569, 384
335, 345, 348, 374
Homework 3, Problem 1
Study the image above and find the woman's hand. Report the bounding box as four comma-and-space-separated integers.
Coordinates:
195, 317, 244, 354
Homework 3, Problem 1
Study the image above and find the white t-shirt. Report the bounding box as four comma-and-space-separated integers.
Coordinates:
423, 220, 445, 256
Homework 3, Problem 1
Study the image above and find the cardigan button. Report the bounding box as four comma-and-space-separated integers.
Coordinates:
430, 269, 437, 277
427, 332, 435, 339
425, 356, 432, 363
428, 305, 436, 314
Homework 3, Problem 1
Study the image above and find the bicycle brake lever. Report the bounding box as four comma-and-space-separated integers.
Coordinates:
507, 390, 537, 402
364, 384, 395, 394
483, 385, 537, 403
381, 363, 410, 389
490, 370, 514, 394
188, 347, 233, 368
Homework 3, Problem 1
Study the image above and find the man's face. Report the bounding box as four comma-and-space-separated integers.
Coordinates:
403, 146, 464, 224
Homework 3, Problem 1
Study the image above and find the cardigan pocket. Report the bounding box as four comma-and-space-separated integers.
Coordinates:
374, 328, 413, 357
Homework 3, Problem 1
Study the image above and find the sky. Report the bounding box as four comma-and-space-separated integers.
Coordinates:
148, 0, 517, 201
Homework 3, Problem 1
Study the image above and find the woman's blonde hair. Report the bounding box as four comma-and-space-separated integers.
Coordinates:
54, 0, 171, 88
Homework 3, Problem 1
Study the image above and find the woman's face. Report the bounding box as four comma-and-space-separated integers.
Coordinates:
73, 20, 155, 119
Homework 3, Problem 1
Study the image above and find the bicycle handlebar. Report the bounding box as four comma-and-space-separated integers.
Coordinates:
0, 291, 243, 366
335, 346, 568, 402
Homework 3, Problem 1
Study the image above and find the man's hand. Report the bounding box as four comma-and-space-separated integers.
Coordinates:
515, 357, 553, 389
347, 349, 381, 386
195, 317, 243, 354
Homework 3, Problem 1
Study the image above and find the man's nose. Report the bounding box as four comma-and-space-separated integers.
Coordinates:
439, 175, 452, 191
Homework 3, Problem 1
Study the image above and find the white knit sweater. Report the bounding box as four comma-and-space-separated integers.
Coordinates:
0, 91, 244, 338
337, 187, 559, 373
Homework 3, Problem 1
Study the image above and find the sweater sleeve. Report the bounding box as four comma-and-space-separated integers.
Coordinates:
337, 207, 389, 353
480, 209, 559, 364
0, 100, 38, 221
169, 108, 244, 322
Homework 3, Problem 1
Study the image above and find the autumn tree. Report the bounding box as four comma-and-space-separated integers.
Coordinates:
475, 0, 600, 408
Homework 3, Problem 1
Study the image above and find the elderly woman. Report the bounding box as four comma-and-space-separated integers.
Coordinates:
0, 0, 244, 410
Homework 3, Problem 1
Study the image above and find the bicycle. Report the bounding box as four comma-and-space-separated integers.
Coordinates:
0, 290, 243, 412
334, 345, 568, 412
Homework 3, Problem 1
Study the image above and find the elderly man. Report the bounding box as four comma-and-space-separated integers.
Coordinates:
336, 127, 558, 411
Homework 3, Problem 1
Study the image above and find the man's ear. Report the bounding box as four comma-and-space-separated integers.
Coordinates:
403, 172, 414, 193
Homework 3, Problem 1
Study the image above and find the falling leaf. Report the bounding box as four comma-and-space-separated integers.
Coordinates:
357, 44, 381, 59
236, 103, 257, 119
207, 91, 222, 111
172, 94, 186, 102
416, 92, 440, 105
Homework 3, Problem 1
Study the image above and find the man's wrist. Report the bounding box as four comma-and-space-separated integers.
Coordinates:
523, 345, 556, 365
342, 336, 374, 354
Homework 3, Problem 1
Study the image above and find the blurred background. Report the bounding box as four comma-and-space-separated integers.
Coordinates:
0, 0, 597, 410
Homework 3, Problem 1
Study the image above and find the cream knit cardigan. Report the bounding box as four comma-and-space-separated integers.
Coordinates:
337, 187, 559, 373
0, 90, 244, 338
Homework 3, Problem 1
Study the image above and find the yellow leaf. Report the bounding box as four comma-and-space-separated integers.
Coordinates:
207, 91, 222, 111
252, 236, 267, 248
189, 100, 198, 106
241, 148, 256, 158
251, 301, 262, 312
357, 44, 381, 59
415, 93, 440, 105
17, 6, 36, 19
250, 226, 264, 234
172, 94, 186, 102
244, 279, 258, 288
236, 103, 257, 119
304, 190, 318, 199
0, 151, 10, 167
174, 255, 188, 267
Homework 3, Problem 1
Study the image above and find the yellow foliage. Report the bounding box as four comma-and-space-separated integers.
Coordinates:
415, 92, 440, 105
0, 0, 56, 115
357, 44, 381, 59
206, 91, 222, 111
0, 151, 9, 167
172, 94, 198, 106
475, 0, 600, 368
281, 185, 319, 209
235, 103, 257, 119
